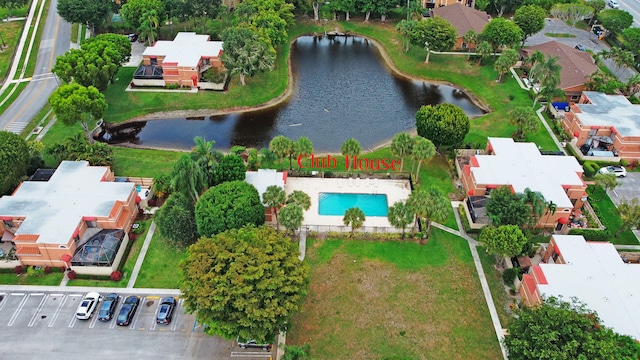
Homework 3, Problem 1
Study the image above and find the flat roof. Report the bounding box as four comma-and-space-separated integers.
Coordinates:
142, 32, 223, 68
539, 235, 640, 340
0, 161, 134, 244
576, 91, 640, 137
471, 138, 584, 208
244, 169, 286, 204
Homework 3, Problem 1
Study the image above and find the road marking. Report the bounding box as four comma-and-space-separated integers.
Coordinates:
130, 296, 145, 330
68, 314, 78, 328
0, 294, 10, 313
89, 307, 100, 328
8, 294, 30, 326
27, 294, 48, 327
48, 295, 68, 327
170, 298, 184, 332
11, 293, 25, 296
230, 352, 273, 358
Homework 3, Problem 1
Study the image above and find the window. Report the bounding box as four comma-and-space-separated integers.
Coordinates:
552, 251, 559, 261
150, 57, 157, 65
74, 234, 80, 243
589, 128, 597, 136
485, 188, 493, 196
86, 220, 97, 228
59, 245, 67, 249
3, 220, 14, 228
571, 95, 579, 100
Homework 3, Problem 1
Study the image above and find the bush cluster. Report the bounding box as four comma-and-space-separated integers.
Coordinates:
583, 161, 599, 177
502, 267, 520, 285
568, 228, 610, 241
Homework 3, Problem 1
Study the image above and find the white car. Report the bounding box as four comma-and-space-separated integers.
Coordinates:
599, 165, 627, 177
608, 0, 619, 8
76, 292, 101, 320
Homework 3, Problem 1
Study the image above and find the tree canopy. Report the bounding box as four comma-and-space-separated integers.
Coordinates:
213, 154, 246, 185
481, 17, 523, 52
410, 16, 457, 62
57, 0, 110, 33
180, 225, 309, 342
0, 131, 29, 195
407, 186, 449, 240
195, 181, 265, 236
343, 207, 366, 237
390, 132, 413, 173
279, 204, 304, 236
513, 5, 546, 45
48, 83, 107, 142
234, 0, 294, 46
387, 201, 414, 239
120, 0, 165, 30
155, 192, 199, 247
486, 186, 532, 227
479, 225, 528, 259
415, 103, 470, 149
504, 296, 640, 359
509, 107, 540, 141
598, 9, 634, 35
44, 134, 114, 166
83, 34, 131, 67
221, 27, 276, 86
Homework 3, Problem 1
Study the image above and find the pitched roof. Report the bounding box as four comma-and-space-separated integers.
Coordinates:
432, 3, 490, 37
521, 41, 598, 90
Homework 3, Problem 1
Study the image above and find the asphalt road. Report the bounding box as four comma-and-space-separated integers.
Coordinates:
0, 0, 70, 134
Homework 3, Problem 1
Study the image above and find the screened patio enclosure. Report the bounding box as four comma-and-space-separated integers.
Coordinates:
71, 229, 124, 267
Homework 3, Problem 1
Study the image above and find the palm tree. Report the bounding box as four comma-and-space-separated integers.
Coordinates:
190, 136, 222, 186
259, 147, 278, 167
396, 20, 415, 52
293, 137, 314, 166
170, 154, 207, 203
523, 187, 546, 228
609, 47, 634, 77
494, 49, 519, 82
279, 204, 304, 236
263, 185, 286, 230
286, 190, 311, 211
138, 10, 160, 46
390, 132, 414, 173
388, 201, 414, 239
523, 50, 544, 82
269, 135, 293, 170
407, 187, 449, 241
343, 207, 366, 238
509, 107, 540, 141
411, 136, 436, 183
531, 55, 563, 109
341, 138, 362, 157
543, 200, 557, 228
462, 30, 477, 60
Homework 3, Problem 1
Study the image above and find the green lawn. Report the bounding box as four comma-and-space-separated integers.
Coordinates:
477, 246, 512, 327
133, 230, 187, 289
0, 20, 25, 83
288, 230, 502, 360
586, 186, 639, 245
0, 270, 64, 285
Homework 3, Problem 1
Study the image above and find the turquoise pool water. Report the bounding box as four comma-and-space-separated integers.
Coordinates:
318, 193, 389, 216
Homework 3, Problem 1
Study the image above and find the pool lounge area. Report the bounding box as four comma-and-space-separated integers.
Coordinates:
285, 177, 413, 231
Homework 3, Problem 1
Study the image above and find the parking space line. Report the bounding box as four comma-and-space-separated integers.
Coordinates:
8, 294, 30, 326
230, 352, 273, 358
170, 298, 184, 332
130, 296, 145, 330
89, 307, 100, 328
28, 294, 49, 327
48, 295, 68, 327
0, 294, 10, 313
150, 303, 159, 331
11, 293, 25, 296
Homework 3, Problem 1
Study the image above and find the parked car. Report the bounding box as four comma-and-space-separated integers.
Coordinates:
608, 0, 619, 8
116, 296, 140, 326
128, 33, 138, 42
599, 165, 627, 177
236, 338, 273, 351
156, 297, 176, 325
97, 293, 119, 322
574, 44, 586, 51
76, 292, 101, 320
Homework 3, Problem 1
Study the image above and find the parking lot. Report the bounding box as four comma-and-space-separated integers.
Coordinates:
0, 291, 276, 359
606, 172, 640, 206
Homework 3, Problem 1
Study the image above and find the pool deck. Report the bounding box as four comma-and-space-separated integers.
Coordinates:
285, 177, 412, 229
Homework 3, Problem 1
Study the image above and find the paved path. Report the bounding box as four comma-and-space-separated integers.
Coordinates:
298, 228, 307, 261
127, 221, 157, 288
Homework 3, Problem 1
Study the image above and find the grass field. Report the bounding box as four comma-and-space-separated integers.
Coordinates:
133, 231, 187, 289
586, 186, 638, 245
0, 270, 64, 285
288, 231, 502, 360
0, 20, 25, 82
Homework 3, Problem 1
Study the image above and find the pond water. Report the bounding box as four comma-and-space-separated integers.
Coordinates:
121, 35, 485, 152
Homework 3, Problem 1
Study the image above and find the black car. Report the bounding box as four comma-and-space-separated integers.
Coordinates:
128, 33, 138, 42
237, 338, 273, 351
116, 296, 140, 326
97, 293, 119, 322
574, 44, 586, 51
156, 297, 176, 325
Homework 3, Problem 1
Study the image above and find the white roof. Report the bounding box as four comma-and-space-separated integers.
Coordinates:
0, 161, 134, 244
244, 169, 285, 204
576, 92, 640, 137
471, 138, 584, 208
538, 235, 640, 340
142, 32, 223, 68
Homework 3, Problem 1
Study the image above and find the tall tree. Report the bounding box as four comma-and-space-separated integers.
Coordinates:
550, 4, 594, 26
120, 0, 165, 30
481, 17, 523, 54
57, 0, 110, 34
523, 188, 546, 228
270, 135, 294, 170
180, 225, 309, 342
195, 181, 265, 236
83, 34, 132, 66
387, 201, 414, 239
531, 55, 563, 109
52, 46, 119, 91
509, 107, 540, 141
343, 207, 366, 237
396, 20, 416, 52
513, 5, 546, 46
586, 0, 606, 25
621, 74, 640, 97
279, 204, 304, 236
390, 132, 413, 173
410, 17, 457, 63
543, 200, 557, 227
0, 0, 27, 19
608, 47, 635, 77
221, 27, 276, 86
155, 192, 199, 247
286, 190, 311, 211
48, 83, 107, 142
263, 185, 286, 230
622, 27, 640, 53
415, 103, 470, 150
593, 173, 619, 196
170, 154, 207, 203
213, 154, 246, 185
341, 138, 362, 157
190, 136, 223, 187
494, 48, 519, 82
476, 40, 493, 65
407, 186, 449, 240
615, 198, 640, 237
411, 136, 436, 182
462, 30, 478, 59
504, 296, 640, 359
479, 225, 528, 260
138, 9, 160, 46
234, 0, 294, 46
485, 186, 532, 227
0, 131, 29, 195
293, 136, 314, 163
598, 9, 634, 36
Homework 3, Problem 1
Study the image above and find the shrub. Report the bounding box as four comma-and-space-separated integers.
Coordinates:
13, 265, 23, 275
44, 266, 51, 274
620, 159, 630, 167
568, 228, 610, 241
583, 161, 599, 177
131, 223, 145, 235
110, 270, 122, 281
67, 270, 77, 280
129, 233, 137, 241
27, 266, 44, 277
502, 267, 519, 285
630, 160, 639, 170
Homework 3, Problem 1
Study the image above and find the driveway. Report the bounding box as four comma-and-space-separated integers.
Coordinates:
607, 172, 640, 205
124, 41, 146, 67
524, 18, 638, 83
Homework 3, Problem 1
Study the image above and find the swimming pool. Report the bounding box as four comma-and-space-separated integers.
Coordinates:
318, 193, 389, 216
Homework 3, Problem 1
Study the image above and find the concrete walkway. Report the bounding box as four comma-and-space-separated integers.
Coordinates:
127, 221, 157, 288
298, 228, 307, 261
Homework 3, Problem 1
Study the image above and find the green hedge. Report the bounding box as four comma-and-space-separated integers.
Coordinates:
568, 228, 610, 241
583, 161, 599, 177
